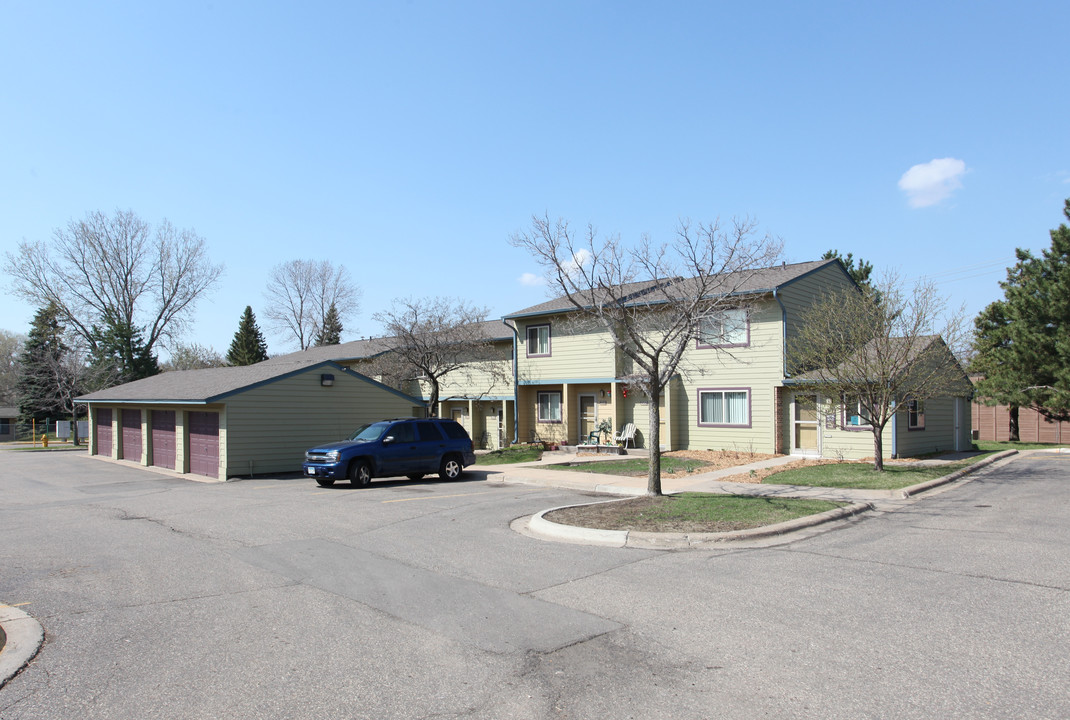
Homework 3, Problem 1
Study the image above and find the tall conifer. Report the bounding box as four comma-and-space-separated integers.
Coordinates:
227, 306, 269, 366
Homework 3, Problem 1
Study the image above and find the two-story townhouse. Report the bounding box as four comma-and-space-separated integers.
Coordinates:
503, 259, 973, 460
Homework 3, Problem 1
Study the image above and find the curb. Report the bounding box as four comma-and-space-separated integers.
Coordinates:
528, 498, 875, 549
0, 605, 43, 688
899, 450, 1018, 498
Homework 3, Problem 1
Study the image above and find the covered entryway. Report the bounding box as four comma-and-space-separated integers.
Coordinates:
95, 409, 113, 457
121, 409, 142, 462
188, 411, 219, 478
152, 410, 176, 470
579, 394, 598, 443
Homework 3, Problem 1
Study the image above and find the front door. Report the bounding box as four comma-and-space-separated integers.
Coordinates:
792, 394, 820, 456
579, 395, 597, 443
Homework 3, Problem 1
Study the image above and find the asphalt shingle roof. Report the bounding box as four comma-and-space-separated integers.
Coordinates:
504, 259, 838, 318
76, 362, 339, 403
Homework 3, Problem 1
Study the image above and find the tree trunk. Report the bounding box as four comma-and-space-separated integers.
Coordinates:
1009, 404, 1020, 442
647, 383, 662, 496
872, 425, 885, 471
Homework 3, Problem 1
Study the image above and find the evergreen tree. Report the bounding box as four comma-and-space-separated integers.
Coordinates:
972, 198, 1070, 435
314, 302, 343, 346
227, 306, 269, 366
89, 309, 160, 383
17, 303, 68, 424
822, 249, 880, 301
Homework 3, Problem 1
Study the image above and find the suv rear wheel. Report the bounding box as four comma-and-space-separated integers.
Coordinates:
439, 455, 463, 481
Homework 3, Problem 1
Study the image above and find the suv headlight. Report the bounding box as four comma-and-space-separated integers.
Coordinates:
325, 451, 341, 462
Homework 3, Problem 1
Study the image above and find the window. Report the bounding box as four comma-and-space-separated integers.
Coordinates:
698, 389, 750, 426
907, 399, 925, 430
697, 309, 748, 347
526, 324, 551, 357
537, 391, 562, 423
0, 418, 9, 435
843, 395, 872, 429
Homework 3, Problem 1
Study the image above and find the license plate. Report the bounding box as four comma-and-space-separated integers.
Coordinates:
307, 467, 316, 476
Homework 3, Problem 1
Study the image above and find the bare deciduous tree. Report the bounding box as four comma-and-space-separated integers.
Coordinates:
372, 298, 507, 414
3, 209, 224, 363
264, 260, 361, 350
0, 329, 25, 405
787, 272, 971, 471
162, 342, 228, 371
511, 214, 783, 496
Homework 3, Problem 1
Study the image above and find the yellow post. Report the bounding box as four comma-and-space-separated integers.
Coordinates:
32, 418, 36, 447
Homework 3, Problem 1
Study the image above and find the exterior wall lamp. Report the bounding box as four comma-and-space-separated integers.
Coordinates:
320, 374, 335, 387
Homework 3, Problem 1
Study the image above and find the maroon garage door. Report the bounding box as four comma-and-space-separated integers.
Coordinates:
121, 409, 142, 461
151, 411, 176, 470
188, 412, 219, 478
95, 409, 113, 456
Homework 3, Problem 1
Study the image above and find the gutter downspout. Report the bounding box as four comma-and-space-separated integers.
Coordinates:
504, 319, 520, 445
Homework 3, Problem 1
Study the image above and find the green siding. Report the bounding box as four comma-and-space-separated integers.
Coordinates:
517, 319, 616, 383
224, 368, 417, 476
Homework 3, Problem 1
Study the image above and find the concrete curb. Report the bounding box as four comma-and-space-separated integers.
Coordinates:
899, 450, 1018, 498
0, 605, 43, 688
528, 498, 875, 549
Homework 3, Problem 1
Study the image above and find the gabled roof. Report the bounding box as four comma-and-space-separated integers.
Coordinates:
504, 259, 840, 319
789, 335, 972, 389
76, 360, 419, 405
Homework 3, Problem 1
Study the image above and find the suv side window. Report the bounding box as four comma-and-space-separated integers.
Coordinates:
438, 420, 469, 440
415, 422, 443, 441
388, 423, 415, 443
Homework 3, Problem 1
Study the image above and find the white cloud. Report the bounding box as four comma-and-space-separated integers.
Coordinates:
518, 272, 545, 287
563, 248, 593, 278
898, 157, 967, 208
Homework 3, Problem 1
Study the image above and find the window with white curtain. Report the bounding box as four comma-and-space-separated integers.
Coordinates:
698, 389, 750, 426
697, 308, 748, 347
537, 391, 562, 422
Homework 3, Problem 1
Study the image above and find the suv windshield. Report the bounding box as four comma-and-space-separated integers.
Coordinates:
348, 422, 390, 442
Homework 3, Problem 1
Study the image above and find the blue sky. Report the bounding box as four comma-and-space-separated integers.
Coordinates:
2, 1, 1067, 355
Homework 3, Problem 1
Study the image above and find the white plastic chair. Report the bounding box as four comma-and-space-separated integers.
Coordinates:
615, 423, 637, 448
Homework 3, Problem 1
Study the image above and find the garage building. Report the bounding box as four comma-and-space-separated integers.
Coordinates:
78, 360, 424, 480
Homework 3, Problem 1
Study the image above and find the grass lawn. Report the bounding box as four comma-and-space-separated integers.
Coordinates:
545, 493, 844, 533
763, 454, 996, 491
475, 444, 543, 465
545, 456, 709, 476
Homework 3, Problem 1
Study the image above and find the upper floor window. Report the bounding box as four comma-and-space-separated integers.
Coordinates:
843, 395, 872, 429
698, 388, 750, 427
907, 399, 925, 430
526, 324, 551, 357
697, 308, 748, 348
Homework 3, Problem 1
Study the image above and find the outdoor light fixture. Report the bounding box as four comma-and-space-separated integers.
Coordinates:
320, 374, 335, 387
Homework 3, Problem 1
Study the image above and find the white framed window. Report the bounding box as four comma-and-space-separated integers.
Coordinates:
537, 391, 562, 423
526, 324, 551, 357
907, 399, 925, 430
698, 388, 750, 426
697, 308, 748, 347
843, 395, 872, 429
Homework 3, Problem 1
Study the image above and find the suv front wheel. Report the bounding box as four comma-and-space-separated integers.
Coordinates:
349, 459, 372, 487
439, 455, 463, 481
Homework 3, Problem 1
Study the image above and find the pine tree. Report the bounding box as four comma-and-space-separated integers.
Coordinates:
227, 306, 269, 366
89, 309, 160, 383
17, 303, 68, 424
972, 198, 1070, 433
314, 302, 343, 346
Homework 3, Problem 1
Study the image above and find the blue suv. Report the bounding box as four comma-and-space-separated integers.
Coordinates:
302, 417, 476, 487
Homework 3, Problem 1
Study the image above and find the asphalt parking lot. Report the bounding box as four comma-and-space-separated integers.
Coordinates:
1, 449, 1068, 719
